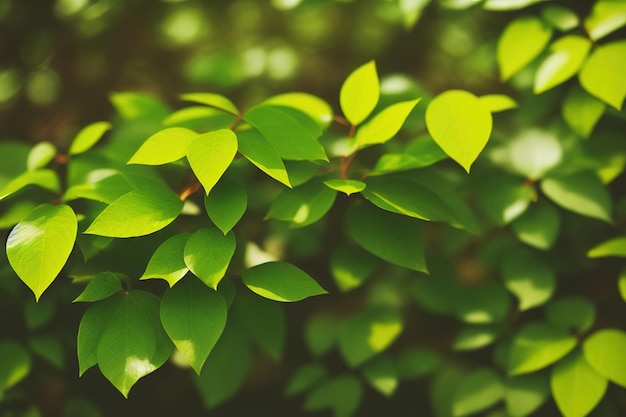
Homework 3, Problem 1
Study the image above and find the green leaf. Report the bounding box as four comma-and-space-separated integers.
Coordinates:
204, 178, 247, 234
579, 40, 626, 110
398, 0, 430, 27
140, 233, 190, 287
24, 297, 55, 329
27, 142, 56, 171
179, 92, 239, 116
501, 250, 556, 311
160, 277, 227, 374
109, 92, 170, 122
455, 282, 511, 323
0, 342, 31, 395
476, 174, 534, 225
85, 186, 184, 237
340, 60, 379, 126
237, 128, 291, 187
183, 227, 235, 290
361, 355, 398, 397
362, 177, 454, 223
194, 321, 252, 408
583, 329, 626, 388
551, 350, 608, 417
484, 0, 545, 10
244, 105, 327, 161
338, 307, 403, 367
546, 296, 596, 334
6, 203, 77, 301
505, 374, 550, 417
0, 169, 60, 200
63, 169, 135, 204
30, 335, 64, 369
511, 201, 560, 250
506, 130, 563, 180
541, 5, 580, 31
478, 94, 518, 112
241, 261, 327, 302
452, 368, 504, 417
77, 295, 124, 376
425, 89, 492, 172
508, 322, 577, 376
355, 99, 420, 148
267, 180, 337, 228
619, 269, 626, 303
534, 35, 592, 94
263, 92, 333, 128
304, 375, 363, 417
587, 236, 626, 258
346, 203, 427, 272
285, 363, 328, 397
305, 314, 338, 357
97, 291, 172, 397
562, 86, 605, 138
163, 106, 236, 131
541, 171, 612, 223
453, 324, 502, 351
372, 134, 448, 174
584, 0, 626, 41
323, 179, 366, 196
186, 129, 238, 195
394, 346, 441, 379
74, 272, 123, 302
330, 244, 378, 292
497, 16, 552, 81
68, 121, 112, 155
233, 291, 286, 361
127, 127, 198, 165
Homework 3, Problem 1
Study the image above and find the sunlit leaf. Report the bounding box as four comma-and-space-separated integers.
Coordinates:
508, 322, 577, 375
541, 5, 579, 31
361, 356, 397, 397
584, 0, 626, 41
0, 169, 60, 201
426, 89, 492, 172
330, 244, 377, 292
323, 179, 366, 196
583, 329, 626, 388
551, 350, 608, 417
244, 105, 327, 161
237, 129, 291, 187
263, 92, 333, 128
338, 307, 403, 367
85, 186, 184, 237
619, 269, 626, 303
205, 178, 247, 234
497, 16, 552, 81
63, 169, 135, 204
452, 368, 504, 417
140, 233, 190, 287
267, 180, 336, 228
476, 174, 534, 225
372, 134, 447, 174
6, 203, 77, 301
455, 282, 511, 323
562, 86, 605, 138
340, 60, 379, 126
186, 129, 238, 195
242, 261, 327, 302
346, 203, 426, 272
587, 236, 626, 258
128, 127, 198, 165
501, 250, 555, 311
506, 130, 562, 180
179, 92, 240, 116
0, 342, 31, 395
355, 99, 420, 148
453, 324, 501, 351
579, 40, 626, 110
27, 142, 56, 171
505, 374, 550, 417
541, 171, 612, 223
534, 35, 591, 94
511, 201, 560, 250
478, 94, 518, 112
160, 277, 227, 374
110, 92, 170, 122
68, 121, 112, 155
484, 0, 546, 10
74, 272, 123, 303
183, 227, 235, 290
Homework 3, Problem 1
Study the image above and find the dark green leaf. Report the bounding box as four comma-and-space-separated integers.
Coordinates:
74, 272, 123, 303
361, 355, 397, 397
140, 233, 190, 287
204, 179, 247, 234
285, 363, 327, 397
267, 180, 336, 228
453, 324, 502, 351
346, 203, 426, 272
242, 261, 327, 302
304, 375, 363, 417
394, 346, 441, 379
30, 335, 64, 368
511, 201, 560, 250
455, 282, 510, 323
501, 250, 555, 311
0, 342, 31, 395
477, 175, 535, 225
160, 277, 227, 374
452, 368, 504, 417
372, 134, 447, 174
546, 296, 596, 334
330, 244, 378, 292
7, 203, 77, 301
305, 314, 338, 357
236, 128, 291, 187
505, 374, 550, 417
183, 227, 235, 290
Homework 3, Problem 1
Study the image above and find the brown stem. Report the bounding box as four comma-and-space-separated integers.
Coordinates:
340, 152, 357, 180
55, 153, 69, 164
333, 115, 350, 127
230, 113, 243, 131
179, 181, 202, 201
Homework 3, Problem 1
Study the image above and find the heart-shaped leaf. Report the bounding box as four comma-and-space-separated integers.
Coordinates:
186, 129, 238, 195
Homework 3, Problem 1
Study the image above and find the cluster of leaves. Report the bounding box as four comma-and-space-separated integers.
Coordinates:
1, 1, 626, 417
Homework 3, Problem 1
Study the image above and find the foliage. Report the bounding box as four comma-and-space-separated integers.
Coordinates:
1, 0, 626, 417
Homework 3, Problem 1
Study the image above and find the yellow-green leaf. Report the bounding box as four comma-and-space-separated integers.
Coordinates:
68, 121, 112, 155
534, 35, 592, 94
355, 99, 420, 148
241, 261, 327, 302
186, 129, 238, 195
583, 329, 626, 388
323, 179, 366, 196
128, 127, 198, 165
478, 94, 518, 112
497, 16, 552, 81
180, 92, 239, 116
584, 0, 626, 41
562, 86, 606, 138
579, 40, 626, 110
340, 60, 380, 126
